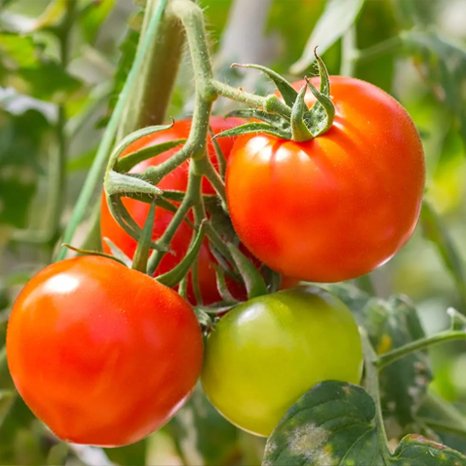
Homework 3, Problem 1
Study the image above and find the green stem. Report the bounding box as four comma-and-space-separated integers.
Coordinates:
212, 80, 291, 118
362, 333, 392, 463
376, 331, 466, 370
55, 0, 171, 261
117, 0, 185, 137
146, 1, 216, 276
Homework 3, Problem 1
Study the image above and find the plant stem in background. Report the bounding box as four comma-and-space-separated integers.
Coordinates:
55, 0, 178, 261
376, 330, 466, 370
117, 0, 185, 138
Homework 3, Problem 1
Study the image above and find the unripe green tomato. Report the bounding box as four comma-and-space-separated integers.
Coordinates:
201, 286, 363, 437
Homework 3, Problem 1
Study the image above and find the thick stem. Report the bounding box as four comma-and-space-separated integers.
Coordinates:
117, 0, 185, 137
376, 330, 466, 370
55, 0, 173, 261
170, 0, 216, 101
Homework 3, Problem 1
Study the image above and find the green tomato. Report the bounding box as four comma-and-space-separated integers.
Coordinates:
201, 285, 363, 437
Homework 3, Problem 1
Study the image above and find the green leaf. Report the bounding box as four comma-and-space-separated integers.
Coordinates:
421, 201, 466, 308
263, 381, 466, 466
402, 31, 466, 149
363, 296, 432, 430
290, 0, 366, 74
0, 108, 51, 227
168, 385, 239, 466
79, 0, 116, 43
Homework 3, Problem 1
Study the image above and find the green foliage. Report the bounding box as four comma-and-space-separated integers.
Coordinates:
1, 0, 465, 464
264, 381, 466, 466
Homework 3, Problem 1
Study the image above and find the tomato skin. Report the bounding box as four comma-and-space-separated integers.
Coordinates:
100, 117, 244, 304
6, 256, 203, 447
201, 286, 363, 437
225, 76, 425, 282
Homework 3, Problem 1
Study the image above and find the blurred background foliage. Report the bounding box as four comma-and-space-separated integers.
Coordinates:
0, 0, 465, 464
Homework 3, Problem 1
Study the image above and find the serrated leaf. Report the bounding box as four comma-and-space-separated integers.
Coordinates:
263, 381, 466, 466
290, 0, 365, 74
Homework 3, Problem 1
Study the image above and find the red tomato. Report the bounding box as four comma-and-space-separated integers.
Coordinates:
6, 256, 203, 447
100, 117, 243, 304
226, 77, 425, 282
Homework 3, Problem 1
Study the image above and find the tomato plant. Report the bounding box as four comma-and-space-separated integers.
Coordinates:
100, 117, 243, 304
201, 285, 363, 437
225, 76, 425, 282
6, 255, 203, 447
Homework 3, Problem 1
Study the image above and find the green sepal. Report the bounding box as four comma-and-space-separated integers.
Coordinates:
61, 243, 129, 267
107, 194, 142, 239
105, 170, 163, 197
132, 199, 157, 273
214, 265, 238, 303
156, 220, 207, 287
303, 53, 335, 137
107, 195, 166, 253
101, 238, 133, 267
290, 83, 314, 142
209, 126, 227, 178
215, 122, 290, 140
120, 191, 181, 218
232, 63, 298, 107
107, 122, 175, 170
226, 243, 267, 299
226, 108, 286, 126
115, 138, 185, 173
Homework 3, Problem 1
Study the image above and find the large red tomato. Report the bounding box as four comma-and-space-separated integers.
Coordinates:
225, 77, 425, 282
7, 255, 203, 447
100, 117, 243, 304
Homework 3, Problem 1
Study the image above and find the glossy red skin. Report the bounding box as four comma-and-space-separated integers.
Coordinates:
226, 76, 425, 282
6, 256, 203, 447
100, 117, 244, 304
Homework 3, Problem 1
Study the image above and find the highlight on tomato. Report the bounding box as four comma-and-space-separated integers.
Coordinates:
225, 75, 425, 282
6, 255, 203, 447
100, 116, 244, 305
201, 285, 363, 437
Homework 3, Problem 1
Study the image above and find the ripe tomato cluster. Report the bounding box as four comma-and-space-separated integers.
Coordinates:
6, 75, 424, 445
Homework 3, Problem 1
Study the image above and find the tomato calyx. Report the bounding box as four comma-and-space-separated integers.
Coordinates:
216, 52, 335, 142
